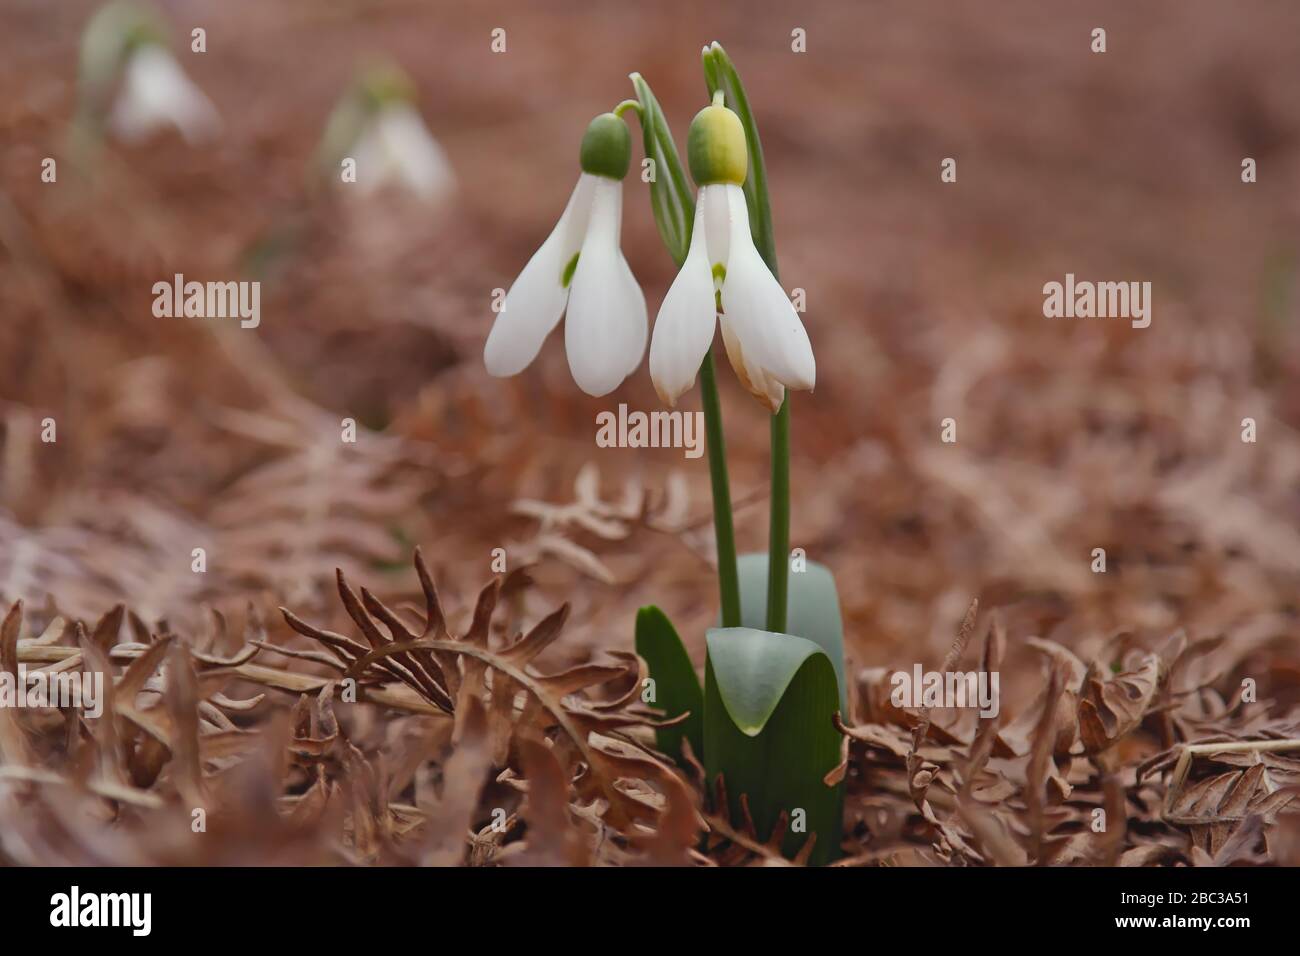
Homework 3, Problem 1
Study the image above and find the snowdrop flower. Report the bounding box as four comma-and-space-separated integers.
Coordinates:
351, 103, 454, 201
109, 43, 221, 145
483, 113, 647, 396
649, 101, 814, 412
319, 63, 454, 203
78, 2, 220, 146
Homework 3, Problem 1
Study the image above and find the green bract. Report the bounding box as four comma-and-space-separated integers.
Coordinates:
703, 42, 777, 276
579, 112, 632, 180
705, 628, 843, 866
686, 104, 748, 186
630, 74, 694, 268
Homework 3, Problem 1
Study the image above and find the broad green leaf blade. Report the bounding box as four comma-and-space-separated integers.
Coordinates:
723, 552, 847, 713
705, 628, 843, 865
634, 605, 703, 762
630, 73, 695, 267
706, 626, 822, 735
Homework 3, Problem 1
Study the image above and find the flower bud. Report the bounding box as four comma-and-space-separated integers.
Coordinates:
687, 104, 747, 186
579, 112, 631, 180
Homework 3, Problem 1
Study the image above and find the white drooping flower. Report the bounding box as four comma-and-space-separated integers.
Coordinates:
649, 103, 814, 412
484, 113, 646, 397
350, 102, 455, 202
320, 63, 455, 203
78, 2, 220, 146
109, 42, 221, 145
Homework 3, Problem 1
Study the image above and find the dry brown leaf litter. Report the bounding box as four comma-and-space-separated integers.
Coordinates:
2, 556, 1298, 865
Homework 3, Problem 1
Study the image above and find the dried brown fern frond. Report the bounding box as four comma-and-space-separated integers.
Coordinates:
0, 496, 219, 627
1, 594, 494, 865
209, 404, 435, 607
508, 462, 702, 585
280, 549, 701, 835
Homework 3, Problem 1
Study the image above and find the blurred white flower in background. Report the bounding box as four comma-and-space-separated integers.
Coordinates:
108, 43, 221, 145
318, 61, 455, 204
78, 2, 220, 146
350, 102, 454, 202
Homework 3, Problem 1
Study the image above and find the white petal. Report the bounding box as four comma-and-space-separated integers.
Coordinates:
700, 183, 733, 275
350, 128, 392, 195
718, 184, 816, 391
616, 251, 648, 379
720, 310, 785, 413
354, 105, 455, 201
649, 189, 717, 405
483, 174, 596, 377
109, 46, 221, 145
564, 178, 645, 396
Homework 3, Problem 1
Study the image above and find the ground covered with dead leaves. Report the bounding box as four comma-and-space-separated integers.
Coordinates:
1, 0, 1299, 865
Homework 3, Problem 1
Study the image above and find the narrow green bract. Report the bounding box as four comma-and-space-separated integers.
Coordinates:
629, 73, 694, 267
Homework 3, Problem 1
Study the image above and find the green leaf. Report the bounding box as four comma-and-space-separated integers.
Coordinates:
707, 627, 820, 735
630, 73, 695, 268
705, 628, 843, 865
726, 552, 847, 713
634, 606, 703, 762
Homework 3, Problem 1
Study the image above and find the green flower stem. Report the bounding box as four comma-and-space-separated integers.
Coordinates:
612, 99, 642, 119
703, 42, 790, 634
756, 181, 790, 635
699, 350, 741, 627
766, 397, 790, 633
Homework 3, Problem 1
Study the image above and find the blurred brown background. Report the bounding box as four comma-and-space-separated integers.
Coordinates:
1, 0, 1299, 718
